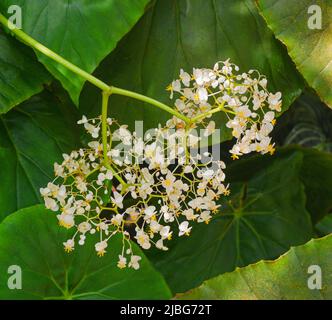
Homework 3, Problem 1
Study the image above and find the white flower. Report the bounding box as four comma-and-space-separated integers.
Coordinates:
264, 111, 275, 122
144, 206, 156, 220
179, 221, 192, 236
54, 163, 64, 177
40, 186, 50, 197
111, 214, 123, 226
114, 126, 132, 145
135, 230, 151, 250
95, 241, 108, 257
259, 78, 267, 87
179, 69, 191, 87
149, 220, 161, 234
57, 212, 75, 229
156, 239, 168, 251
84, 122, 100, 138
188, 197, 204, 209
77, 115, 88, 124
76, 177, 87, 192
198, 211, 212, 224
182, 209, 198, 221
236, 105, 252, 118
117, 255, 127, 269
188, 134, 200, 147
128, 255, 141, 270
184, 165, 193, 173
160, 226, 172, 240
111, 191, 124, 209
175, 99, 186, 111
193, 68, 213, 86
63, 239, 75, 252
268, 92, 282, 112
204, 121, 216, 137
199, 169, 215, 180
44, 197, 59, 212
78, 222, 91, 234
197, 87, 208, 102
133, 138, 144, 155
43, 183, 66, 204
97, 173, 106, 185
167, 80, 181, 98
162, 171, 176, 192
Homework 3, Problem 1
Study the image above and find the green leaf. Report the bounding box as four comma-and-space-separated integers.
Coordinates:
257, 0, 332, 108
227, 146, 332, 223
282, 93, 332, 151
0, 205, 172, 300
316, 215, 332, 237
0, 91, 80, 221
80, 0, 303, 142
0, 0, 150, 104
179, 234, 332, 300
0, 32, 51, 114
147, 152, 313, 294
300, 148, 332, 223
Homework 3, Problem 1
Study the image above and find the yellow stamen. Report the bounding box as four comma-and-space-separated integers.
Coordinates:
64, 246, 73, 253
223, 189, 230, 196
268, 144, 276, 155
97, 250, 105, 257
164, 179, 172, 187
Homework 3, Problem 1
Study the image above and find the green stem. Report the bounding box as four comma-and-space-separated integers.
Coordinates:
190, 101, 235, 123
110, 87, 189, 123
102, 92, 111, 167
101, 92, 128, 189
0, 14, 110, 92
0, 12, 190, 123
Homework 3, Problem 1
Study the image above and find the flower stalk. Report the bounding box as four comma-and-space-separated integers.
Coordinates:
101, 91, 128, 189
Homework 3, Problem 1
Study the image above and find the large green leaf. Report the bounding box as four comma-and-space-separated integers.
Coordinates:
0, 205, 172, 300
80, 0, 303, 142
257, 0, 332, 108
0, 91, 80, 221
147, 152, 313, 294
280, 92, 332, 151
0, 0, 150, 104
227, 146, 332, 223
300, 148, 332, 223
179, 234, 332, 299
0, 31, 50, 113
316, 215, 332, 237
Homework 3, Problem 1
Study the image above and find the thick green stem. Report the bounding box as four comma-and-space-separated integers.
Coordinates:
0, 13, 190, 123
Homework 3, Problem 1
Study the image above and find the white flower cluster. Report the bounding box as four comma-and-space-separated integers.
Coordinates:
40, 59, 280, 270
167, 59, 281, 159
40, 115, 229, 270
